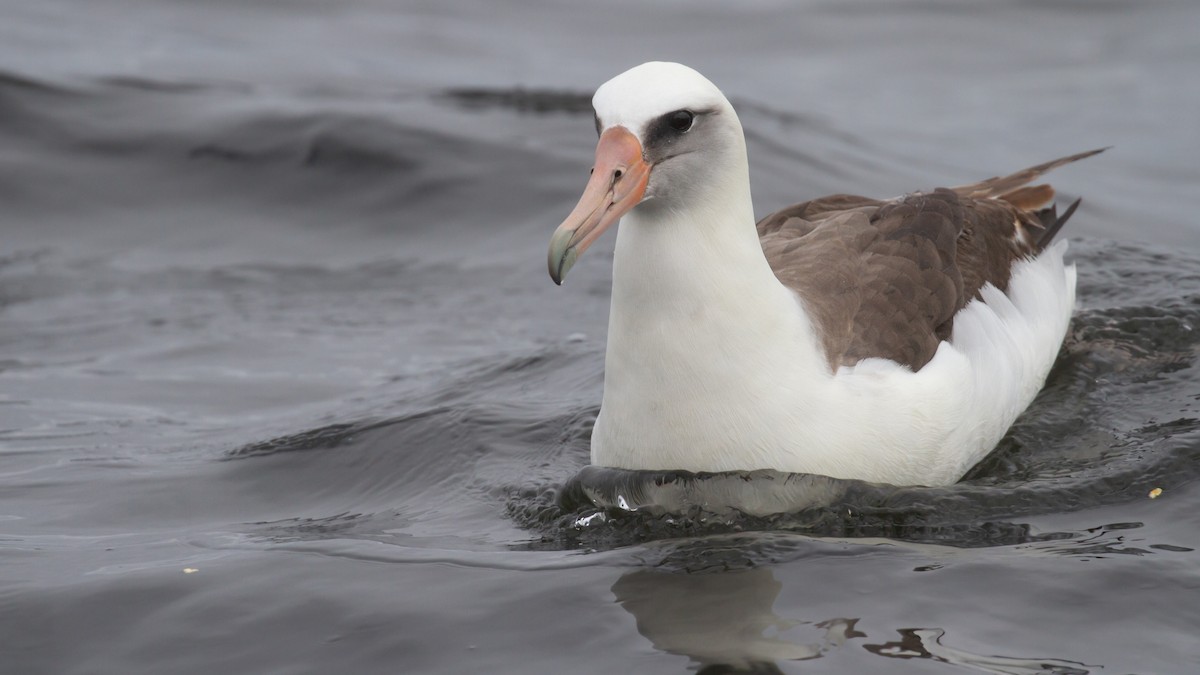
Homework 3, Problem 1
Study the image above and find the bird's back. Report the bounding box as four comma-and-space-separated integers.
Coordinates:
755, 149, 1102, 371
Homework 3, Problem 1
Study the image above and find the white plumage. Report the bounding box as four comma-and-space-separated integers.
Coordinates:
550, 62, 1082, 486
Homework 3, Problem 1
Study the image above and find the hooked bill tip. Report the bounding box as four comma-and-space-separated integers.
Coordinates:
550, 248, 577, 285
548, 229, 580, 285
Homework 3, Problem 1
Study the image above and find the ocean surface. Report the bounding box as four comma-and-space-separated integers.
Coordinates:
3, 1, 1200, 673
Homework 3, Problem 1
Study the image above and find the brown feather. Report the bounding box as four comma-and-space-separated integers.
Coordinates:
756, 150, 1103, 371
998, 184, 1055, 210
951, 147, 1107, 199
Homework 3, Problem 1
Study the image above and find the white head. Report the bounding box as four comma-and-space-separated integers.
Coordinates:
548, 62, 749, 284
592, 62, 737, 141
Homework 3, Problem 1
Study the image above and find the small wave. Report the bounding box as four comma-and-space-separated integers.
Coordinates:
0, 69, 67, 94
224, 418, 396, 459
440, 88, 592, 115
98, 75, 251, 94
186, 115, 424, 172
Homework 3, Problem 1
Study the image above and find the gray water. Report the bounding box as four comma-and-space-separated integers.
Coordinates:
3, 1, 1200, 673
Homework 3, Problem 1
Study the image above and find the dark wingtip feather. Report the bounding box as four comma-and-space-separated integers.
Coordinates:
1037, 197, 1082, 249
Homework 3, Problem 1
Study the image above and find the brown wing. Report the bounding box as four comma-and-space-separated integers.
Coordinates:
757, 149, 1104, 371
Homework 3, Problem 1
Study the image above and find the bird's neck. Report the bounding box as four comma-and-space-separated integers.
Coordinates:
613, 178, 766, 302
595, 171, 834, 471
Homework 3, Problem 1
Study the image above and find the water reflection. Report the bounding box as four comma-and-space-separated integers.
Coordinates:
611, 566, 861, 672
611, 555, 1100, 673
865, 628, 1095, 674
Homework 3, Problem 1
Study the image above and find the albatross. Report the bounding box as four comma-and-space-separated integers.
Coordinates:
548, 62, 1101, 486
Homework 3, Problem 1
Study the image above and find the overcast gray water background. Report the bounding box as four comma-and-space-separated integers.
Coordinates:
2, 1, 1200, 673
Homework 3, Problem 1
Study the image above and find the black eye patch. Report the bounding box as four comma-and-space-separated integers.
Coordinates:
642, 108, 709, 159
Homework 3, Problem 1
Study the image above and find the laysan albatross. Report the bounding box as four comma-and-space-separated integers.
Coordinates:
548, 62, 1102, 486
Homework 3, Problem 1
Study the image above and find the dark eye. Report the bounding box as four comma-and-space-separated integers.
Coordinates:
668, 110, 694, 132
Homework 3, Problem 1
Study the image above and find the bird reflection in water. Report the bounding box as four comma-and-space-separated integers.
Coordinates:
611, 566, 861, 672
611, 562, 1098, 673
